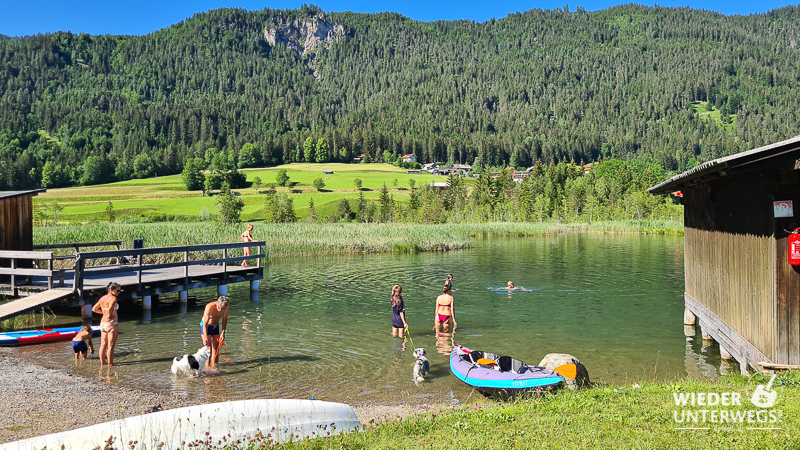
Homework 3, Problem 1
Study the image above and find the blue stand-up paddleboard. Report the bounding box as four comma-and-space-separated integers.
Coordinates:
0, 326, 101, 347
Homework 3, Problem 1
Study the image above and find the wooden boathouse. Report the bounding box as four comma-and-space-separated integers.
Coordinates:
649, 135, 800, 372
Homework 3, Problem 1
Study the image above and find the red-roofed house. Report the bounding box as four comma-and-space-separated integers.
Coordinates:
402, 154, 416, 163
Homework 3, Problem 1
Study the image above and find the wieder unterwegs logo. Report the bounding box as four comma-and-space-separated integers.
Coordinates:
673, 375, 784, 430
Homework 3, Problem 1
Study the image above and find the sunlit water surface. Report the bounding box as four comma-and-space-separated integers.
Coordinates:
14, 234, 720, 406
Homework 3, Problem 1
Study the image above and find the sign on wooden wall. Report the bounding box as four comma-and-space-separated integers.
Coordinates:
774, 200, 794, 218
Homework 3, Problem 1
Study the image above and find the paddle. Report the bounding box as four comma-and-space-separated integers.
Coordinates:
553, 363, 577, 379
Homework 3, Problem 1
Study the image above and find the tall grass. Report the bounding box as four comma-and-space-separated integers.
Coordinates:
34, 221, 683, 264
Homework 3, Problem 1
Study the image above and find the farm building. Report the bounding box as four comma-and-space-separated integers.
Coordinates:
323, 170, 334, 175
451, 164, 472, 176
423, 163, 438, 173
649, 135, 800, 372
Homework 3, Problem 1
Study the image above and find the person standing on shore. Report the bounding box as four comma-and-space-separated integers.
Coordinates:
434, 286, 457, 332
201, 296, 230, 368
240, 224, 255, 267
91, 282, 120, 366
391, 285, 408, 337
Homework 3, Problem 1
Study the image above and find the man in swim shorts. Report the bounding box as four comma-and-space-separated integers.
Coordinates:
201, 296, 230, 368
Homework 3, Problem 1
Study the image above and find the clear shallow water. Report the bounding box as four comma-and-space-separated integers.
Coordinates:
14, 234, 720, 406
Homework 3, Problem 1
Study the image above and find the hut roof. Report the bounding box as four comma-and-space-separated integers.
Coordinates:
0, 189, 46, 200
649, 135, 800, 195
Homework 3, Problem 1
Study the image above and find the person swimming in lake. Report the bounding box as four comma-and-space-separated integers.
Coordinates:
91, 282, 120, 366
71, 325, 94, 362
444, 274, 453, 291
391, 285, 408, 337
434, 286, 457, 332
506, 281, 518, 290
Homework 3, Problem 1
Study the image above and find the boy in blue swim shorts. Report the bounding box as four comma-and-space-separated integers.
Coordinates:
71, 325, 94, 362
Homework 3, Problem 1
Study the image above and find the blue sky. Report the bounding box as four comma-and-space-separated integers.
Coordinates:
1, 1, 797, 37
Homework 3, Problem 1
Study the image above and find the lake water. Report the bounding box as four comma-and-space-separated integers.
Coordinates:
13, 234, 721, 406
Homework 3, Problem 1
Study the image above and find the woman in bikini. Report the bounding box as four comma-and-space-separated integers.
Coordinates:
241, 224, 254, 267
434, 286, 457, 332
91, 282, 120, 366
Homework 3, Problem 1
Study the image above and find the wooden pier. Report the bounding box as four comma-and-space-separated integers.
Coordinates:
0, 241, 265, 321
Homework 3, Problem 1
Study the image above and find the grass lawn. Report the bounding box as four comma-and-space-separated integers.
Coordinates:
35, 163, 446, 223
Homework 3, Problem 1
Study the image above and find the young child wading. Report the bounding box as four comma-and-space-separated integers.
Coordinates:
71, 325, 94, 362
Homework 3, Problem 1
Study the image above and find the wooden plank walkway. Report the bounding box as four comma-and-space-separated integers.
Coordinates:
0, 288, 74, 322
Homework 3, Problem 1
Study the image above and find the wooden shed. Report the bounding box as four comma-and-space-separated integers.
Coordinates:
1, 189, 45, 251
649, 135, 800, 372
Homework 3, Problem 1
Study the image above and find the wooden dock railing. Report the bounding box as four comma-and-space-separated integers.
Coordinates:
74, 241, 265, 298
0, 250, 68, 295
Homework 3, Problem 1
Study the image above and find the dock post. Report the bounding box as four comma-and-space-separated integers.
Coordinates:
217, 285, 227, 296
250, 280, 259, 291
683, 307, 696, 326
82, 304, 92, 320
178, 291, 188, 314
719, 346, 734, 360
143, 295, 152, 311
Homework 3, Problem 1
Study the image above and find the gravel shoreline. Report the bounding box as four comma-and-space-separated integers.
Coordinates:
0, 348, 455, 444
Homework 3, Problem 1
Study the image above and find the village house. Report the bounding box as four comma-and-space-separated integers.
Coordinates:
402, 154, 416, 163
451, 164, 472, 176
423, 163, 438, 173
512, 171, 528, 182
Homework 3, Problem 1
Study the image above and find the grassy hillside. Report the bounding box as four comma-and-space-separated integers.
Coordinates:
35, 163, 446, 223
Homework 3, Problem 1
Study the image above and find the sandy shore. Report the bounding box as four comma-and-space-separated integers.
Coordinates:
0, 348, 455, 443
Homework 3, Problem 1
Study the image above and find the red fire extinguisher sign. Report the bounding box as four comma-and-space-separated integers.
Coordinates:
790, 228, 800, 266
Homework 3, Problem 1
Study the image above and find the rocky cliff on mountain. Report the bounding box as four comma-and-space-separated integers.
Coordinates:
264, 14, 347, 58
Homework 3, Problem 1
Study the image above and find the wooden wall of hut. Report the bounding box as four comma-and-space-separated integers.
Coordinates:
0, 194, 33, 251
684, 163, 800, 365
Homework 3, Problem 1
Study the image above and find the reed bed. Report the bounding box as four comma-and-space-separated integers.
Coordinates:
33, 221, 683, 264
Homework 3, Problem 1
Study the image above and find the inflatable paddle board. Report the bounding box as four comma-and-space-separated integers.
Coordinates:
1, 399, 361, 449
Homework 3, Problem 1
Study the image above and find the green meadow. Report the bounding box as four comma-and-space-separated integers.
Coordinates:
36, 163, 445, 223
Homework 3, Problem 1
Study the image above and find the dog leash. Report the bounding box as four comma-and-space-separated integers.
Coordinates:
405, 328, 415, 348
219, 338, 232, 362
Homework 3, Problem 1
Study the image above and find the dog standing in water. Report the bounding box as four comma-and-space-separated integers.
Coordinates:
171, 347, 212, 377
413, 348, 430, 383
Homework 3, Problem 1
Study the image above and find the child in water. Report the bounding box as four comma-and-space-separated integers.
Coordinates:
71, 325, 94, 362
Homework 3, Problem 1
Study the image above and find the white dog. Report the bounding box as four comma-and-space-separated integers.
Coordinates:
412, 348, 430, 382
171, 346, 211, 377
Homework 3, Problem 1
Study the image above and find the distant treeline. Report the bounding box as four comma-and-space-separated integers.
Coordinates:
263, 159, 682, 224
2, 4, 800, 190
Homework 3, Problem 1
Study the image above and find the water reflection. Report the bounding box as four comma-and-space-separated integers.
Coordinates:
435, 330, 455, 356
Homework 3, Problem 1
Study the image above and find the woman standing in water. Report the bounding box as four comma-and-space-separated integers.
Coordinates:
434, 286, 457, 331
391, 285, 408, 337
92, 282, 120, 366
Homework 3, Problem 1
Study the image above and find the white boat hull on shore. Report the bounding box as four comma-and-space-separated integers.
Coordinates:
1, 399, 361, 449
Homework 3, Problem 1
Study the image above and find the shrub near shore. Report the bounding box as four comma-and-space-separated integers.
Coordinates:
34, 221, 683, 263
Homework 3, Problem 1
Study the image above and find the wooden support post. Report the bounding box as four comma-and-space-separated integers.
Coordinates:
257, 245, 262, 269
82, 304, 92, 320
137, 252, 143, 291
684, 307, 696, 326
720, 346, 734, 360
222, 248, 228, 278
179, 291, 188, 304
217, 285, 227, 296
184, 250, 189, 286
10, 258, 17, 297
47, 256, 54, 290
142, 295, 152, 311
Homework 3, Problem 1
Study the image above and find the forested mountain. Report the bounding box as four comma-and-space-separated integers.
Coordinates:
2, 4, 799, 189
